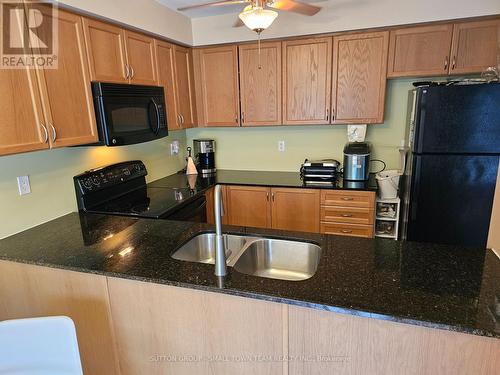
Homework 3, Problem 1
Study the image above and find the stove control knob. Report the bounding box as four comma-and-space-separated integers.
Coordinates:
82, 178, 92, 190
91, 176, 101, 187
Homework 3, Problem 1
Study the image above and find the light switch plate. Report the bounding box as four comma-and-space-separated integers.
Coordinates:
17, 175, 31, 195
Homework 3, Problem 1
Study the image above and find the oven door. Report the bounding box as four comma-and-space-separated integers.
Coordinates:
94, 84, 168, 146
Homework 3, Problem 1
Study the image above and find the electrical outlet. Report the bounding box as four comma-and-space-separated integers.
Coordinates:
278, 140, 285, 152
170, 140, 180, 155
17, 175, 31, 196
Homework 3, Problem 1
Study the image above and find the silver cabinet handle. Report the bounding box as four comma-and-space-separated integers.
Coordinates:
341, 229, 353, 234
241, 112, 245, 124
180, 114, 185, 124
326, 108, 330, 122
125, 65, 130, 79
40, 123, 48, 144
49, 123, 57, 143
177, 114, 182, 127
341, 214, 353, 217
331, 107, 335, 121
444, 56, 449, 70
130, 65, 135, 79
271, 192, 275, 202
266, 192, 269, 201
342, 197, 354, 201
451, 56, 456, 70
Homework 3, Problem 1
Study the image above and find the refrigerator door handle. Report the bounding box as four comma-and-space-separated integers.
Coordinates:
410, 157, 422, 222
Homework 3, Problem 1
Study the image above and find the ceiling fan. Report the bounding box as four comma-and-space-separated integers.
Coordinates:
178, 0, 321, 34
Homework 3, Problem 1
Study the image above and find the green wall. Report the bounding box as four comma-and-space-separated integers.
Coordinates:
0, 78, 418, 239
187, 78, 416, 171
0, 131, 187, 239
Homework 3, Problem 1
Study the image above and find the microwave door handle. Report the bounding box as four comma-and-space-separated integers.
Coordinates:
150, 98, 161, 134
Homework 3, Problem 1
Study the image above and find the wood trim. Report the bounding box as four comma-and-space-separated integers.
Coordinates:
331, 31, 389, 124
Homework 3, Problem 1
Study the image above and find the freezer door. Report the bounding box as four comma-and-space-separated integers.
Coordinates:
407, 154, 499, 247
413, 84, 500, 154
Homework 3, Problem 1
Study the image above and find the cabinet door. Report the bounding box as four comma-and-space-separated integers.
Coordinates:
387, 25, 453, 77
0, 67, 48, 156
125, 30, 158, 85
82, 18, 128, 83
174, 46, 197, 128
156, 40, 180, 130
282, 38, 332, 125
195, 46, 240, 127
332, 31, 389, 124
239, 42, 282, 126
35, 8, 98, 148
271, 188, 320, 233
449, 20, 500, 75
226, 186, 271, 228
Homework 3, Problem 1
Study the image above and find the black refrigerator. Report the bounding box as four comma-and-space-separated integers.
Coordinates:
401, 83, 500, 248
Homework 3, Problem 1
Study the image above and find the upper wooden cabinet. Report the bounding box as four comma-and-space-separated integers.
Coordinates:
388, 19, 500, 77
0, 68, 48, 156
173, 46, 197, 128
33, 8, 98, 148
124, 31, 157, 85
82, 19, 128, 83
450, 19, 500, 75
332, 31, 389, 124
282, 38, 332, 125
83, 18, 157, 85
387, 25, 454, 77
194, 45, 240, 127
239, 42, 282, 126
156, 42, 196, 130
226, 186, 271, 228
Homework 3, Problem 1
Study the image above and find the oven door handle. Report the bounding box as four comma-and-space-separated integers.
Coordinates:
150, 98, 161, 134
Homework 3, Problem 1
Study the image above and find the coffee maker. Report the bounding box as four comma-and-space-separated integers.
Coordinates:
193, 139, 216, 175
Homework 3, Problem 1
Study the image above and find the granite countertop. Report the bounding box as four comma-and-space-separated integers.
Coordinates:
0, 212, 498, 339
148, 169, 378, 192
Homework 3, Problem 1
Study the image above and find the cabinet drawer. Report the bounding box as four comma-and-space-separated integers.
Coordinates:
320, 222, 374, 238
321, 190, 375, 208
321, 206, 374, 225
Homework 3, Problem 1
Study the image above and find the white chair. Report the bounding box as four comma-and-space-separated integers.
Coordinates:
0, 316, 83, 375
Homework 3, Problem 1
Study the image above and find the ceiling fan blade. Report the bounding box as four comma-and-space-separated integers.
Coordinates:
267, 0, 321, 16
178, 0, 249, 12
233, 17, 245, 27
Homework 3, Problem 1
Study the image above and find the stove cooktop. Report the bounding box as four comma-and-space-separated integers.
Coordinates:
87, 186, 197, 219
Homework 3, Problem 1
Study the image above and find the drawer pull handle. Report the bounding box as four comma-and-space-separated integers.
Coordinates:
342, 197, 354, 201
341, 229, 353, 234
341, 214, 353, 217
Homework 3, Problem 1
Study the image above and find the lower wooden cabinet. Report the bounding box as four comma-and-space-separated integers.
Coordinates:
224, 185, 320, 233
226, 185, 271, 228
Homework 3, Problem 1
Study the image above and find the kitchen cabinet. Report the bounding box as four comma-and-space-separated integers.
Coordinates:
331, 31, 389, 124
173, 45, 197, 128
34, 8, 98, 148
82, 18, 128, 83
0, 261, 120, 375
271, 188, 320, 232
449, 19, 500, 75
83, 18, 157, 85
387, 25, 454, 77
0, 66, 48, 156
238, 42, 282, 126
226, 186, 271, 228
194, 45, 240, 127
282, 37, 332, 125
320, 190, 375, 238
124, 30, 157, 85
156, 42, 196, 129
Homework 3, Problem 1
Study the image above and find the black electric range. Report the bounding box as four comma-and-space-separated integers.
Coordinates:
74, 161, 206, 221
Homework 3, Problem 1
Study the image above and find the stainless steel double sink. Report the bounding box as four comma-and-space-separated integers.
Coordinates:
172, 233, 321, 281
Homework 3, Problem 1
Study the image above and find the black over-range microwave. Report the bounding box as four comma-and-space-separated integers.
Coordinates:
91, 82, 168, 146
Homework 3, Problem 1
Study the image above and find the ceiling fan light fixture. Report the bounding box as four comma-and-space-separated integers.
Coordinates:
238, 6, 278, 33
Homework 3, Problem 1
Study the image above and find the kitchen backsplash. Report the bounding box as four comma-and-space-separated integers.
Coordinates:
187, 78, 417, 171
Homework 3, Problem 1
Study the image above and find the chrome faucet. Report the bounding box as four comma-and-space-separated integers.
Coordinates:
214, 185, 227, 276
